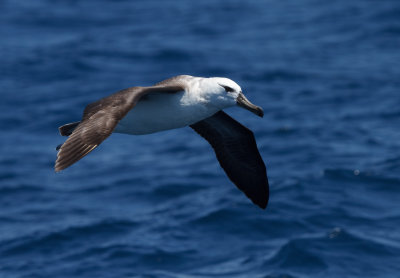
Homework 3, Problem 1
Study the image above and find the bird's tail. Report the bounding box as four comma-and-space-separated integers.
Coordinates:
58, 121, 80, 136
56, 121, 80, 151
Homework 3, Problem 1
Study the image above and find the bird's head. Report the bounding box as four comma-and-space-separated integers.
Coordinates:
207, 77, 264, 117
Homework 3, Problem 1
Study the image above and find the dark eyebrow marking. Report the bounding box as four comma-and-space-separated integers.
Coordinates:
218, 84, 235, 93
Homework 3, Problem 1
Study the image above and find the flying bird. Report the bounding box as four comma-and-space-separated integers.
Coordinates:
55, 75, 269, 208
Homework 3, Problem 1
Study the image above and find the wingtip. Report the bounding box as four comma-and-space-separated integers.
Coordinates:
250, 186, 269, 209
54, 163, 63, 173
255, 199, 268, 209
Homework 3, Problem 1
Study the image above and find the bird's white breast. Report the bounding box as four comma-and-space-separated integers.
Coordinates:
114, 91, 219, 135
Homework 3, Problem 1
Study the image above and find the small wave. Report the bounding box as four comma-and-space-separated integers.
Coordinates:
0, 184, 44, 194
370, 7, 400, 22
152, 183, 207, 199
0, 219, 137, 256
265, 228, 399, 274
154, 49, 197, 62
265, 237, 327, 272
379, 110, 400, 119
262, 274, 297, 278
189, 207, 240, 225
244, 69, 311, 82
323, 168, 400, 189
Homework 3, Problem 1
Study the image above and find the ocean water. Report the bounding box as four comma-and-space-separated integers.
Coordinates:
1, 0, 400, 277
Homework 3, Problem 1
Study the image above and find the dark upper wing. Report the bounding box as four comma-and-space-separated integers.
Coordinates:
55, 85, 184, 172
190, 111, 269, 209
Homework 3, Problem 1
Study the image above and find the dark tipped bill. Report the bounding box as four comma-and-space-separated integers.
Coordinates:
236, 92, 264, 117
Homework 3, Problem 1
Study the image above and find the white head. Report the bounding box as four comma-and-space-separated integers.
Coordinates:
200, 77, 264, 117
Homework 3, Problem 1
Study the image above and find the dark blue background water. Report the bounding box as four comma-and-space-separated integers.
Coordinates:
1, 0, 400, 277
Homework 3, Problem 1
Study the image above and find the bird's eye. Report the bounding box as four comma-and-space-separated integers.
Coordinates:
219, 84, 235, 93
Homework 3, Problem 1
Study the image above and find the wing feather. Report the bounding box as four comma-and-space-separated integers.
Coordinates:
190, 111, 269, 209
55, 83, 185, 171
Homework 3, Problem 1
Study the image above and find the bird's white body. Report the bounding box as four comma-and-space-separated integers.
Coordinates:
114, 76, 241, 135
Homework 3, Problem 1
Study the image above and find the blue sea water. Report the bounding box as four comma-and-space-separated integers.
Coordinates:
1, 0, 400, 277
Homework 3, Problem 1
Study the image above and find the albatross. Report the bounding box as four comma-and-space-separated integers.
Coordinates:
55, 75, 269, 209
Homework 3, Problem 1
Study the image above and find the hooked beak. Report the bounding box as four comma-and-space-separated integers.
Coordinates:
236, 92, 264, 117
